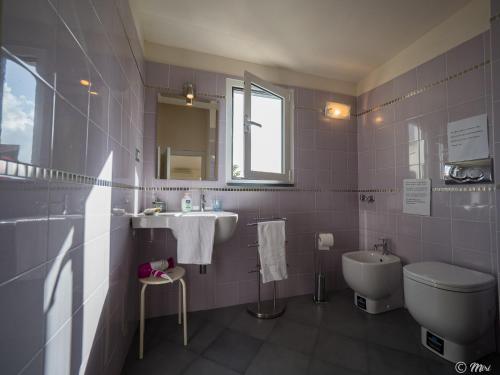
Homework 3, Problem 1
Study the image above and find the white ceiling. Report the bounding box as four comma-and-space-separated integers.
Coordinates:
131, 0, 471, 83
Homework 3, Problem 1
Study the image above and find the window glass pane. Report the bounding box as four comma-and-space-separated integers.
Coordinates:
250, 84, 282, 174
232, 88, 244, 178
0, 59, 37, 163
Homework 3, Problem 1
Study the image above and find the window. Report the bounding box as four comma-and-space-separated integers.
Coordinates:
226, 72, 294, 184
0, 58, 38, 164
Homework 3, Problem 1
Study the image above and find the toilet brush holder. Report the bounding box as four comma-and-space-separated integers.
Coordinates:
313, 232, 333, 304
313, 272, 327, 303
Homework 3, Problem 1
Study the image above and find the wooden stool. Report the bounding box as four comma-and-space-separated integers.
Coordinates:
138, 266, 187, 359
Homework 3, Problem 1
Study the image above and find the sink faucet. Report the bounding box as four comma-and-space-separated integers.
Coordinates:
200, 189, 206, 212
374, 238, 390, 255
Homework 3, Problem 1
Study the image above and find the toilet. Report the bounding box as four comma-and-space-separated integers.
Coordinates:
403, 262, 496, 363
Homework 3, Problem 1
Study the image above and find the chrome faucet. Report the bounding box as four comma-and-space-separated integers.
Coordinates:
374, 238, 390, 255
200, 189, 206, 212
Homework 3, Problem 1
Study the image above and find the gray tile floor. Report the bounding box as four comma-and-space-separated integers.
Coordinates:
121, 290, 500, 375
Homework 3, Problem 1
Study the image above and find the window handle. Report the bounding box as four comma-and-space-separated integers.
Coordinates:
244, 115, 263, 132
246, 120, 262, 128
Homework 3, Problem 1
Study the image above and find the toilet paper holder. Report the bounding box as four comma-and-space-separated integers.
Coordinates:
316, 232, 334, 250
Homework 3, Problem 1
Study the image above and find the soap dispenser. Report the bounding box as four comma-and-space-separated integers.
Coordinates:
181, 192, 193, 212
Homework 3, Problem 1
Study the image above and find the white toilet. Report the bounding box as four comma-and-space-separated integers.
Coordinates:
404, 262, 496, 363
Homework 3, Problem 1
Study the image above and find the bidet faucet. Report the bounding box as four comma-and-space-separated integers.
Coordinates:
374, 238, 390, 255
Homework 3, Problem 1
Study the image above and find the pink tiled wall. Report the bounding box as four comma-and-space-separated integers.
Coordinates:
139, 61, 359, 317
357, 29, 500, 312
0, 0, 144, 374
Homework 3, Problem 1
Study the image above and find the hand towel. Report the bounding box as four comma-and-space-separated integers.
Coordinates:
169, 215, 216, 264
258, 220, 287, 283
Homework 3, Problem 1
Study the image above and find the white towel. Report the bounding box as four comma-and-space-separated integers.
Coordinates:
257, 220, 287, 283
169, 215, 216, 264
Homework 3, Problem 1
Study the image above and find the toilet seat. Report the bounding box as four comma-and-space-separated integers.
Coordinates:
404, 262, 495, 293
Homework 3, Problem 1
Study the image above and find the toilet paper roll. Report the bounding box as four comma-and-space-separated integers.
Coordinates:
317, 233, 334, 250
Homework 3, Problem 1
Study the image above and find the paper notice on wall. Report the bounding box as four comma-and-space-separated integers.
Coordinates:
447, 114, 488, 162
403, 179, 431, 216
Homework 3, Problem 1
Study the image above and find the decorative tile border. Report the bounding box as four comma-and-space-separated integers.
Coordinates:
0, 160, 133, 190
434, 185, 496, 192
294, 59, 490, 117
143, 186, 359, 192
1, 160, 496, 193
355, 60, 490, 116
359, 186, 496, 193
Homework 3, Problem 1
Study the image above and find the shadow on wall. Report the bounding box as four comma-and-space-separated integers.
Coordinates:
40, 152, 137, 374
0, 149, 141, 374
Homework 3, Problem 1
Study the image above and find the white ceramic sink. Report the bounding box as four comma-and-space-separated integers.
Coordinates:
131, 211, 238, 244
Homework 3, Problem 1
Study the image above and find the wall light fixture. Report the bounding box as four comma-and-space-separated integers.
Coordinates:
185, 83, 195, 105
324, 101, 351, 119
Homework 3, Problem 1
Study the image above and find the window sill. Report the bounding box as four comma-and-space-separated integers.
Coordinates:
227, 181, 295, 188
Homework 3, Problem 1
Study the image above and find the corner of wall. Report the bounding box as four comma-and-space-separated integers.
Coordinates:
356, 0, 491, 95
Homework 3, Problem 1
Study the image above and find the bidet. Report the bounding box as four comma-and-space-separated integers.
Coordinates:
342, 250, 403, 314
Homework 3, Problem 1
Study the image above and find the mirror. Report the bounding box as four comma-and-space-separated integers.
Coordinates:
155, 94, 218, 180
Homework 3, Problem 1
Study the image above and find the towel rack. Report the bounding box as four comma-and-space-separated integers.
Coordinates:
247, 217, 287, 226
247, 240, 288, 248
246, 217, 287, 319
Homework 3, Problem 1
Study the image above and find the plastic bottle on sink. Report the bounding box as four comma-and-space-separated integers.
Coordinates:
181, 192, 192, 212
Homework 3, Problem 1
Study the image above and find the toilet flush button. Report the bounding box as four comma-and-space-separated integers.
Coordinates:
467, 168, 484, 180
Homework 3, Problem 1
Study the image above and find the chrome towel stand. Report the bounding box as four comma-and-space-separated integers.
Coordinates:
246, 217, 287, 319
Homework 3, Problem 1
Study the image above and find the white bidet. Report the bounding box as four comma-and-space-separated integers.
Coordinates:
342, 250, 403, 314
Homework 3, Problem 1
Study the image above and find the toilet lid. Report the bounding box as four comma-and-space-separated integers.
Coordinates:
404, 262, 496, 293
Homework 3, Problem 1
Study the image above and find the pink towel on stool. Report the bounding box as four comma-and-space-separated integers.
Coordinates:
138, 258, 175, 280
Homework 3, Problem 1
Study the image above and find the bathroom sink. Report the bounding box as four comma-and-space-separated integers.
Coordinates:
131, 211, 238, 244
342, 250, 403, 313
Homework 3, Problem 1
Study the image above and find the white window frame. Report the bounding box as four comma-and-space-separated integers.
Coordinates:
225, 72, 294, 185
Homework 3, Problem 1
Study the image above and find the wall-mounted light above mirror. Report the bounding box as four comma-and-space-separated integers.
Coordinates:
184, 82, 195, 106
